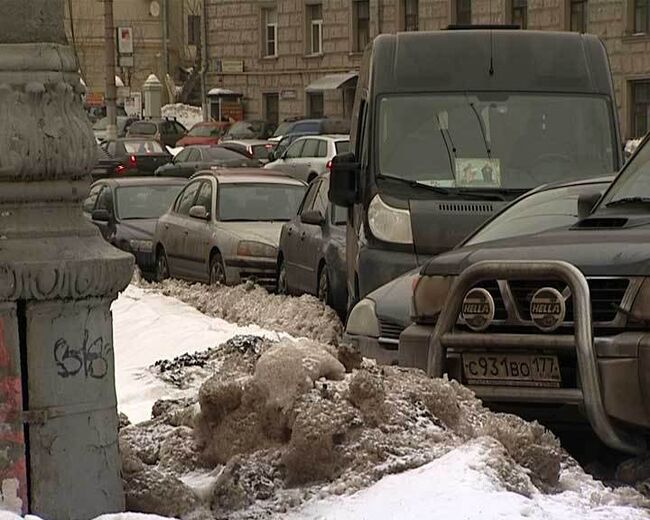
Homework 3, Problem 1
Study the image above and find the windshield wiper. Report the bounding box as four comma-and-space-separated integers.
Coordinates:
377, 173, 450, 195
606, 197, 650, 207
468, 100, 492, 159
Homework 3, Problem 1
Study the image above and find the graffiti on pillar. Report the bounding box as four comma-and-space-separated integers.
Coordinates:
53, 329, 111, 379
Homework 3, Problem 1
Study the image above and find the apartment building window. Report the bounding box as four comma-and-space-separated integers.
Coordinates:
512, 0, 528, 29
635, 0, 650, 33
264, 93, 279, 126
632, 81, 650, 137
263, 7, 278, 57
353, 0, 370, 52
308, 92, 324, 118
403, 0, 419, 31
307, 3, 323, 54
456, 0, 472, 25
187, 15, 200, 46
569, 0, 587, 32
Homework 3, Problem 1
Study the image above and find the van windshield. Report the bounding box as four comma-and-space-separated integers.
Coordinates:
377, 93, 616, 190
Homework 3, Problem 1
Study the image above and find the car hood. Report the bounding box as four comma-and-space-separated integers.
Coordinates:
116, 218, 158, 239
423, 221, 650, 277
367, 268, 420, 328
220, 221, 284, 247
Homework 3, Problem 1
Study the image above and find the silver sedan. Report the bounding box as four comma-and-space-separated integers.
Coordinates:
153, 169, 306, 290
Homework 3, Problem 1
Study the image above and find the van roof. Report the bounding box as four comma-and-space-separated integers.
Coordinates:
370, 30, 613, 95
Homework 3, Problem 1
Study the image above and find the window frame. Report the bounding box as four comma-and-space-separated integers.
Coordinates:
174, 180, 202, 215
511, 0, 528, 29
307, 3, 323, 55
568, 0, 588, 32
634, 0, 650, 33
263, 7, 278, 57
187, 14, 201, 46
403, 0, 419, 31
455, 0, 472, 25
352, 0, 370, 53
630, 79, 650, 138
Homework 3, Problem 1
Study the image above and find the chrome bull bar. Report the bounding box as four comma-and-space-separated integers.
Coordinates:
427, 260, 646, 455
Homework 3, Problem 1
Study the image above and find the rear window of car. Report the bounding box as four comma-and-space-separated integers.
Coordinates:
335, 141, 350, 154
293, 122, 319, 133
115, 184, 184, 220
205, 147, 251, 161
123, 141, 165, 154
189, 125, 223, 137
251, 145, 271, 160
226, 121, 263, 138
128, 122, 157, 135
218, 183, 306, 221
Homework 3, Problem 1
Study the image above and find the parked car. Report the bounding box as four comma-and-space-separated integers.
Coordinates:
93, 115, 139, 143
221, 120, 276, 141
103, 138, 172, 176
153, 170, 306, 290
91, 144, 121, 180
269, 117, 351, 143
345, 176, 614, 366
277, 173, 347, 314
127, 117, 188, 147
176, 121, 231, 147
267, 132, 317, 161
219, 140, 274, 164
396, 137, 650, 454
154, 145, 261, 177
265, 135, 350, 183
83, 177, 186, 278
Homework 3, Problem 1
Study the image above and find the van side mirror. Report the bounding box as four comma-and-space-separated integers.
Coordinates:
189, 205, 209, 220
329, 152, 360, 207
577, 191, 602, 220
300, 210, 325, 226
92, 209, 111, 222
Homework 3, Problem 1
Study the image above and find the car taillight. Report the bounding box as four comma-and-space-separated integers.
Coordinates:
128, 155, 137, 168
114, 164, 127, 175
326, 160, 332, 171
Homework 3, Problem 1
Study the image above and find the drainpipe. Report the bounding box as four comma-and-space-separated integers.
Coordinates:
201, 0, 209, 121
161, 0, 169, 104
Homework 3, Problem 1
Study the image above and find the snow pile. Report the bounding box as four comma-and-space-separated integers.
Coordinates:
166, 146, 184, 156
161, 103, 203, 130
136, 278, 343, 345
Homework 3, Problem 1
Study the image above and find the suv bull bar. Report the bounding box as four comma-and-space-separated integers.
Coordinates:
426, 260, 646, 455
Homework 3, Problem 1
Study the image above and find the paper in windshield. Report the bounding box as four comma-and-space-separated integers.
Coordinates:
455, 158, 502, 188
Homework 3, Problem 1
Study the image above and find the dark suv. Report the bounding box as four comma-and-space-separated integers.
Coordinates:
127, 117, 187, 147
400, 134, 650, 455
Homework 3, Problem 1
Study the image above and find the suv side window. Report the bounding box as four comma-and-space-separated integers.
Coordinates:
299, 180, 320, 214
175, 181, 201, 215
286, 140, 305, 159
83, 184, 103, 213
301, 139, 319, 158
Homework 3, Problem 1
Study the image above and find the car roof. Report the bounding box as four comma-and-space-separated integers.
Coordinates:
91, 177, 188, 188
192, 169, 305, 185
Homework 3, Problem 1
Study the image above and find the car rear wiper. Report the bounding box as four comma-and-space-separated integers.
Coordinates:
605, 197, 650, 207
377, 173, 450, 195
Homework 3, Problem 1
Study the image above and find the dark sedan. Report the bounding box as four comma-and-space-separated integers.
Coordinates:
277, 173, 347, 314
154, 145, 261, 178
83, 177, 187, 278
345, 176, 614, 365
104, 138, 172, 176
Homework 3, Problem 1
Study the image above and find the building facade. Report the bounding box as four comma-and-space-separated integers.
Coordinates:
65, 0, 203, 105
206, 0, 650, 140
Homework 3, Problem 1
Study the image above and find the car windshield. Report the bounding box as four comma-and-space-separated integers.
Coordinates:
115, 185, 184, 220
335, 141, 350, 154
129, 122, 157, 135
378, 93, 615, 190
189, 125, 222, 137
218, 183, 306, 221
204, 147, 249, 161
226, 121, 263, 138
600, 139, 650, 206
123, 141, 165, 154
273, 121, 294, 137
464, 183, 608, 246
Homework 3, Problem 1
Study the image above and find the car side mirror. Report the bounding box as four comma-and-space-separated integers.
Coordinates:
329, 152, 360, 207
577, 191, 602, 220
92, 209, 111, 222
300, 209, 325, 226
189, 205, 209, 220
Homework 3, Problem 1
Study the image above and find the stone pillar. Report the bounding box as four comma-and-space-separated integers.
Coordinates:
143, 74, 163, 118
0, 1, 133, 519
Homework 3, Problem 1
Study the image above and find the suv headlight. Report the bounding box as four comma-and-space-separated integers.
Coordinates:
411, 275, 454, 324
129, 239, 153, 253
368, 194, 413, 244
237, 241, 277, 258
346, 298, 380, 337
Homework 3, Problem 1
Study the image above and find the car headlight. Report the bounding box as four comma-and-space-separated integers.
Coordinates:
629, 278, 650, 322
346, 298, 380, 337
367, 194, 413, 244
128, 239, 153, 253
237, 241, 277, 258
411, 275, 454, 324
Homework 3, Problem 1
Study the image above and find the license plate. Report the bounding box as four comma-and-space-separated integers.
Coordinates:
462, 353, 561, 388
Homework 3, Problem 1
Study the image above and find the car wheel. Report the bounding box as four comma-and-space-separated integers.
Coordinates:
318, 265, 330, 306
155, 248, 170, 282
277, 258, 288, 294
209, 252, 226, 285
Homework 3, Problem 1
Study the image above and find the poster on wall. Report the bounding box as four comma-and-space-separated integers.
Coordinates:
117, 27, 133, 55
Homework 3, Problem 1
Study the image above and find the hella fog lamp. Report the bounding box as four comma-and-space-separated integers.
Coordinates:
411, 275, 454, 324
346, 298, 381, 338
368, 194, 413, 244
